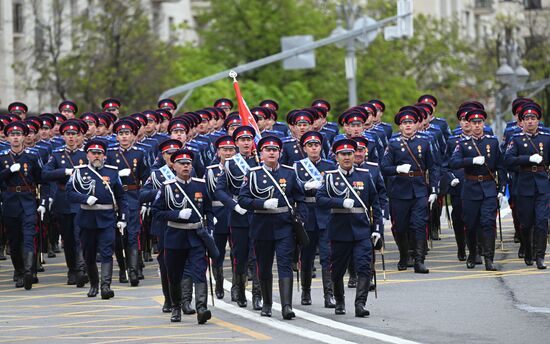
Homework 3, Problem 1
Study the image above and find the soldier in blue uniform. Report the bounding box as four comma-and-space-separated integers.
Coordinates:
206, 136, 237, 300
450, 109, 506, 271
101, 98, 121, 118
106, 120, 150, 286
42, 120, 89, 286
215, 126, 261, 309
443, 108, 471, 262
8, 102, 28, 120
0, 122, 46, 289
67, 139, 129, 298
260, 99, 289, 137
214, 98, 234, 116
418, 95, 452, 141
59, 100, 78, 120
141, 139, 183, 313
293, 132, 337, 307
239, 136, 307, 319
151, 149, 214, 324
281, 111, 316, 166
381, 110, 439, 273
368, 99, 393, 140
504, 104, 549, 269
316, 139, 382, 317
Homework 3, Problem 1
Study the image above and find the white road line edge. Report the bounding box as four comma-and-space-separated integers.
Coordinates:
222, 280, 422, 344
214, 298, 356, 344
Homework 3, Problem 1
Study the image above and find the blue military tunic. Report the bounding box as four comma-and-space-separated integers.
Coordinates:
0, 148, 45, 253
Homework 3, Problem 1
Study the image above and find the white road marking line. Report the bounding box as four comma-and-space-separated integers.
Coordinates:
222, 280, 422, 344
214, 297, 356, 344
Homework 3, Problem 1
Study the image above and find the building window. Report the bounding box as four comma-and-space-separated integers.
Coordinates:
524, 0, 542, 10
13, 3, 24, 33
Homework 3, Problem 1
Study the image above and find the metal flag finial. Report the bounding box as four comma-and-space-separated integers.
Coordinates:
229, 70, 238, 82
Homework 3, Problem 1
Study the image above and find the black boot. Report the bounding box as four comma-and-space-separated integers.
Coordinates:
12, 246, 24, 288
333, 277, 346, 315
407, 232, 415, 267
169, 280, 182, 322
279, 278, 295, 320
195, 283, 212, 324
300, 268, 312, 306
455, 228, 467, 261
260, 278, 272, 317
466, 235, 477, 269
230, 272, 238, 302
100, 262, 115, 299
128, 248, 139, 287
87, 263, 99, 297
0, 245, 6, 260
161, 271, 172, 313
75, 251, 88, 288
181, 277, 196, 314
476, 243, 483, 265
347, 261, 357, 288
522, 228, 534, 266
483, 236, 497, 271
137, 252, 144, 280
23, 251, 34, 290
322, 269, 336, 308
252, 274, 262, 310
414, 240, 429, 274
212, 266, 225, 299
535, 233, 547, 270
354, 276, 370, 317
235, 273, 247, 307
394, 232, 409, 271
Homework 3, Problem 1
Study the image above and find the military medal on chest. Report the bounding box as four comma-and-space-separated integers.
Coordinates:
539, 142, 544, 155
417, 144, 422, 158
279, 178, 287, 191
486, 144, 491, 158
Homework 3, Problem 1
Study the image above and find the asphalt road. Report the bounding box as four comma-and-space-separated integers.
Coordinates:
0, 213, 549, 344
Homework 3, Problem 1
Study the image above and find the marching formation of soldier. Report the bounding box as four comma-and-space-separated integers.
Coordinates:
0, 94, 548, 324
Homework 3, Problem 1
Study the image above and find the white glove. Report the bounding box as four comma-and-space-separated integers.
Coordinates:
10, 163, 21, 172
140, 206, 148, 220
234, 204, 248, 215
497, 193, 504, 202
48, 197, 54, 211
264, 198, 278, 209
428, 194, 437, 206
37, 206, 46, 221
472, 156, 485, 165
450, 178, 460, 187
65, 168, 74, 176
396, 164, 411, 173
343, 198, 354, 209
178, 209, 192, 220
371, 232, 381, 247
116, 221, 127, 235
118, 168, 131, 177
213, 217, 218, 225
529, 154, 543, 164
86, 196, 98, 206
304, 180, 322, 191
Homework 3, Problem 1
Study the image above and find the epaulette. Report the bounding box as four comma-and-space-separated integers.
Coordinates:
389, 137, 401, 142
192, 177, 205, 183
281, 164, 293, 169
250, 166, 262, 171
321, 158, 333, 164
282, 137, 296, 143
364, 161, 379, 166
104, 164, 118, 169
206, 164, 219, 170
512, 132, 524, 137
458, 137, 470, 142
0, 149, 9, 156
326, 170, 338, 174
484, 135, 497, 140
356, 167, 370, 172
163, 179, 176, 185
540, 131, 550, 135
107, 147, 118, 151
74, 164, 87, 169
448, 135, 460, 140
53, 147, 65, 153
